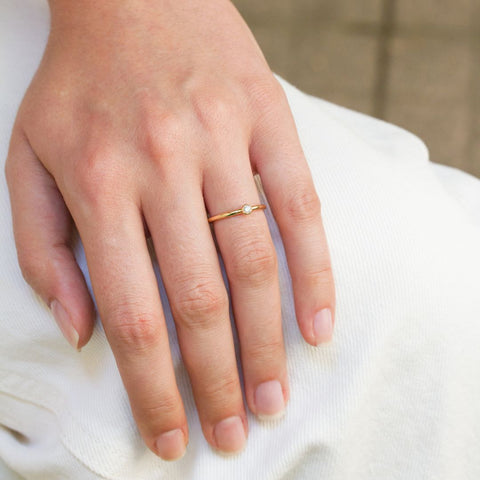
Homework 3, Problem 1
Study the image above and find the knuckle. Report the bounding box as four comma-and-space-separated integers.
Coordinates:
247, 337, 284, 365
230, 237, 277, 286
202, 373, 239, 404
141, 394, 181, 421
17, 251, 42, 286
4, 157, 14, 186
285, 187, 322, 225
135, 396, 183, 437
111, 310, 160, 351
304, 264, 334, 289
138, 111, 184, 161
192, 92, 236, 131
70, 148, 119, 205
172, 277, 228, 329
246, 76, 286, 115
17, 244, 67, 292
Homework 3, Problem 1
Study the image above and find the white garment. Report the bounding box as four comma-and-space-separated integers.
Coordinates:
1, 1, 480, 479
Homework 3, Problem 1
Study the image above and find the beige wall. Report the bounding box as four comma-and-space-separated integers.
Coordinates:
234, 0, 480, 177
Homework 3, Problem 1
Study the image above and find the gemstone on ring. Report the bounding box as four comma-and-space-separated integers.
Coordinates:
242, 204, 253, 215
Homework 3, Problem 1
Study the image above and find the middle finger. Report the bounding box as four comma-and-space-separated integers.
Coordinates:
143, 174, 248, 454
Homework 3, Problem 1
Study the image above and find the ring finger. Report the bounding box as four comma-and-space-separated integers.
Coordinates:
204, 147, 289, 421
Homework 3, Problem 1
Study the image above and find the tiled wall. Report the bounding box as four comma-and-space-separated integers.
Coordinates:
234, 0, 480, 177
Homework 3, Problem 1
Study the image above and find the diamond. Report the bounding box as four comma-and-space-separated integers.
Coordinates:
242, 204, 253, 215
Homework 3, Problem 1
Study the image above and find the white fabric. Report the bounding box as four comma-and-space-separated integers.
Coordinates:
1, 1, 480, 479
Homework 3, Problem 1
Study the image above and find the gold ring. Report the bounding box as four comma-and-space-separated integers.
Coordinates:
208, 203, 266, 223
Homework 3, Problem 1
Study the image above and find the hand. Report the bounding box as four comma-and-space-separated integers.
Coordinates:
5, 0, 335, 460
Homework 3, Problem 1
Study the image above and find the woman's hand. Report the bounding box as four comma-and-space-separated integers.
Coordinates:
5, 0, 335, 460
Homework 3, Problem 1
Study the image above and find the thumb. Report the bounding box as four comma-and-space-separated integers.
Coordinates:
5, 130, 95, 350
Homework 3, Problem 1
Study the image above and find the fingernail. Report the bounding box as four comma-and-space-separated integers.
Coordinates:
213, 416, 246, 454
254, 380, 286, 420
155, 428, 186, 461
314, 308, 333, 344
50, 300, 79, 350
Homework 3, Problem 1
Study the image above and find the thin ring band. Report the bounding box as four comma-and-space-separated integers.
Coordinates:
208, 203, 266, 223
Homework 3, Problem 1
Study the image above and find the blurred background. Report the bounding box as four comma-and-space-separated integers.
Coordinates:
233, 0, 480, 178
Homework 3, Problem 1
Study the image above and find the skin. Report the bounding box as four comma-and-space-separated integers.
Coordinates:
5, 0, 335, 461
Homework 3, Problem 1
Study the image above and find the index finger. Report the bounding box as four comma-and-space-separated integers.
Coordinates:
73, 199, 188, 461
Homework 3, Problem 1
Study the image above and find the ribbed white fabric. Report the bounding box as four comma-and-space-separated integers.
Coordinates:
1, 1, 480, 479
